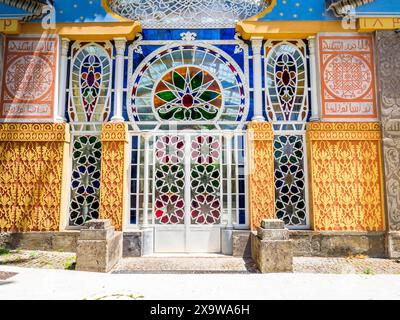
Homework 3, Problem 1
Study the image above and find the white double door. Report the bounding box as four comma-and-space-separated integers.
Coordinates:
152, 133, 223, 253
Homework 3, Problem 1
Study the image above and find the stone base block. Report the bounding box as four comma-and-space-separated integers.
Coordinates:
388, 232, 400, 259
290, 230, 386, 258
251, 233, 293, 273
76, 220, 122, 273
123, 231, 144, 257
232, 231, 251, 258
0, 231, 79, 252
257, 227, 289, 240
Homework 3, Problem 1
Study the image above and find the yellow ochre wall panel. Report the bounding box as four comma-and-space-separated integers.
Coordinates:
99, 122, 129, 231
247, 122, 275, 230
307, 122, 385, 232
0, 123, 70, 232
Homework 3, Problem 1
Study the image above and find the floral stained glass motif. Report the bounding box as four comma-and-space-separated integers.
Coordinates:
191, 136, 222, 225
130, 45, 247, 125
265, 41, 308, 122
274, 135, 307, 227
154, 66, 222, 121
69, 136, 102, 227
154, 136, 186, 225
69, 44, 112, 122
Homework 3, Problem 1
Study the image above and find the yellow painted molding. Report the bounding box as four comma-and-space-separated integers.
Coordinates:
19, 22, 141, 41
0, 19, 20, 34
236, 20, 353, 40
358, 17, 400, 32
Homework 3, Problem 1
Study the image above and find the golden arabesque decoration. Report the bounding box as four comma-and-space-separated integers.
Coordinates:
247, 122, 275, 230
307, 122, 385, 231
0, 123, 69, 232
99, 122, 128, 230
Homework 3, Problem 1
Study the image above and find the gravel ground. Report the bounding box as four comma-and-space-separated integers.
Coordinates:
0, 250, 76, 270
1, 250, 400, 275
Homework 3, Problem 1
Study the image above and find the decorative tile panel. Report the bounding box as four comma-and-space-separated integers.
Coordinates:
318, 35, 377, 120
0, 36, 58, 121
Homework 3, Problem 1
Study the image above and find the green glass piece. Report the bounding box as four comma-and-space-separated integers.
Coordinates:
173, 71, 186, 91
191, 71, 203, 91
199, 91, 219, 102
156, 91, 177, 103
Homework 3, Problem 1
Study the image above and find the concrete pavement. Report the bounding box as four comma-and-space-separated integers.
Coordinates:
0, 265, 400, 300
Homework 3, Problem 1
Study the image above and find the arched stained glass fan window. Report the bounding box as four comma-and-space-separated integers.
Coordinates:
265, 40, 308, 123
128, 44, 249, 129
69, 43, 113, 123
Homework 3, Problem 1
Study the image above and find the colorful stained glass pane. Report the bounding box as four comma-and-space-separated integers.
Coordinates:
265, 42, 308, 122
274, 135, 307, 227
69, 135, 102, 227
191, 136, 221, 225
154, 66, 222, 121
154, 135, 186, 225
69, 44, 112, 122
130, 45, 248, 125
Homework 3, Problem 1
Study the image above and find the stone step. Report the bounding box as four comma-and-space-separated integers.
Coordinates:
111, 257, 260, 274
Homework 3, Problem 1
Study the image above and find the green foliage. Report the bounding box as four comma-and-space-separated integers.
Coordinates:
363, 267, 374, 275
64, 256, 76, 270
0, 247, 10, 256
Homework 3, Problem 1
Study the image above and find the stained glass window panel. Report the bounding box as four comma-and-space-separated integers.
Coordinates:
69, 135, 102, 227
274, 135, 308, 227
265, 41, 308, 122
69, 43, 112, 123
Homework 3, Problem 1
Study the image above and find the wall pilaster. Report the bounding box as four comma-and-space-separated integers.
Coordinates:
99, 122, 129, 231
247, 122, 275, 230
376, 30, 400, 258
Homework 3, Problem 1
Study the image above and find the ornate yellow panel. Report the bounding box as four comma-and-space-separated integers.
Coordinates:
99, 122, 128, 231
247, 122, 275, 230
0, 123, 70, 232
307, 122, 385, 231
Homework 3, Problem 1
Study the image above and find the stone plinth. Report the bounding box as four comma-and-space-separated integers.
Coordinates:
251, 219, 293, 273
76, 220, 122, 273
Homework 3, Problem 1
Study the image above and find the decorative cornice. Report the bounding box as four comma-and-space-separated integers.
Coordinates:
0, 123, 70, 142
307, 122, 381, 140
327, 0, 375, 17
101, 122, 128, 142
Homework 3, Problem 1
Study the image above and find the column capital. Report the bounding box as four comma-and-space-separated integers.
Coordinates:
114, 37, 127, 56
61, 38, 70, 57
250, 36, 263, 54
307, 36, 316, 53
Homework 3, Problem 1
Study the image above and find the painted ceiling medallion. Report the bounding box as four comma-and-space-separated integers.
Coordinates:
106, 0, 272, 28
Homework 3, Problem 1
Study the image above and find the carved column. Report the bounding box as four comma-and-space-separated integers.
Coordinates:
99, 122, 129, 231
111, 38, 127, 122
376, 31, 400, 258
56, 38, 70, 122
251, 37, 265, 121
247, 122, 275, 230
